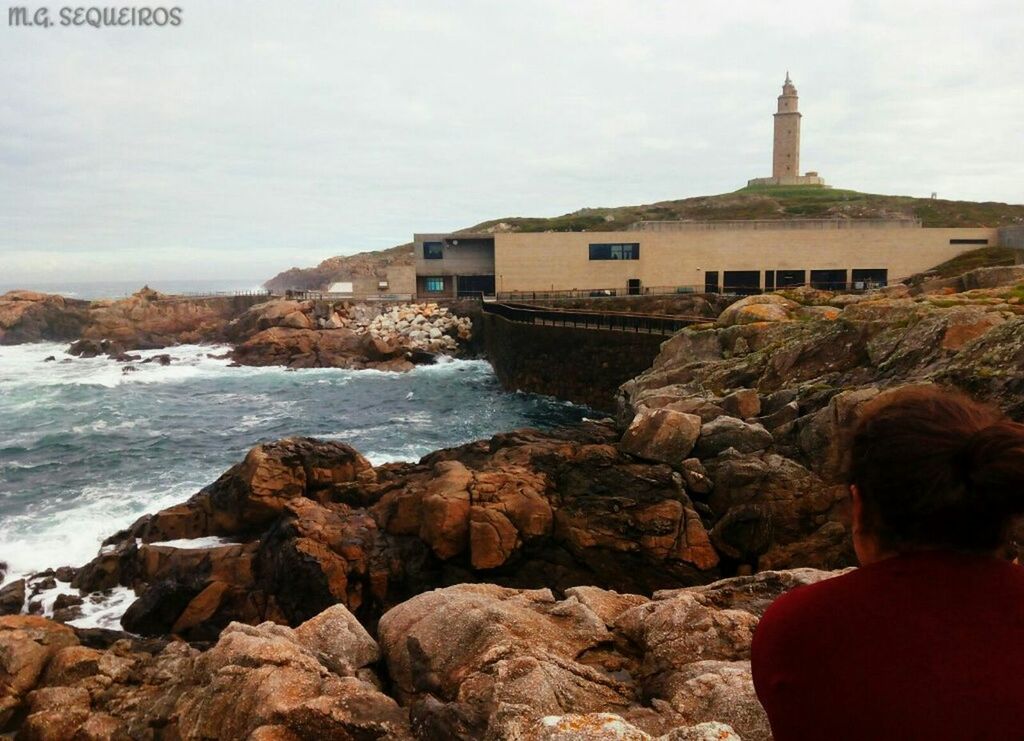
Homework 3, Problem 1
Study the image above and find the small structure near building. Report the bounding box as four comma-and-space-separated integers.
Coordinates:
414, 233, 496, 298
322, 263, 415, 300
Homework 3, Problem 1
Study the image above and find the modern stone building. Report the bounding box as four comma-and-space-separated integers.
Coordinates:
413, 222, 998, 298
747, 73, 827, 188
409, 76, 1007, 299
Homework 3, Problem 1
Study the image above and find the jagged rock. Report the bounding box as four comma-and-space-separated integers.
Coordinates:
0, 616, 79, 726
279, 310, 313, 330
660, 722, 742, 740
379, 584, 635, 738
529, 715, 742, 741
531, 713, 653, 740
377, 569, 836, 740
693, 418, 772, 458
19, 685, 92, 740
140, 353, 172, 366
0, 580, 26, 616
720, 389, 760, 419
74, 427, 724, 639
6, 604, 409, 740
292, 604, 380, 676
2, 564, 838, 740
175, 616, 410, 740
679, 459, 713, 496
0, 291, 89, 345
619, 408, 702, 465
716, 295, 798, 328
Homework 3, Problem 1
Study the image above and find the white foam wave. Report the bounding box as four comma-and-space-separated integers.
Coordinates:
365, 452, 419, 466
0, 343, 240, 390
0, 480, 201, 581
147, 536, 239, 549
69, 587, 138, 630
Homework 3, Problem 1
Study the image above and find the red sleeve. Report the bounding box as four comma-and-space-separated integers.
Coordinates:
751, 589, 824, 741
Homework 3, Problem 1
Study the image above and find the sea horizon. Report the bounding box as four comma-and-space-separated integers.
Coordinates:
0, 278, 270, 301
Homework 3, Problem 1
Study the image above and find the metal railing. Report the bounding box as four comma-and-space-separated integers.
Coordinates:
285, 290, 414, 302
153, 289, 272, 300
498, 280, 893, 301
482, 301, 707, 335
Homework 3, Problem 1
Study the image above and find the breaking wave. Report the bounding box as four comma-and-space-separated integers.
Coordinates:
0, 342, 590, 621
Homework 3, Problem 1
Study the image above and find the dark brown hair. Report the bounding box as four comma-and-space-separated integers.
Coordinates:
847, 385, 1024, 552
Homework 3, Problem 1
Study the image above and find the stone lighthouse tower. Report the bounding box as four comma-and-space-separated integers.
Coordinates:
772, 72, 800, 177
747, 73, 827, 187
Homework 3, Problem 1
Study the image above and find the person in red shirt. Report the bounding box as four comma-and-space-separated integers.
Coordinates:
752, 385, 1024, 740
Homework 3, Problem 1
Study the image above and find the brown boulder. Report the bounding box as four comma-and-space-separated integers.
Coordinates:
716, 295, 798, 328
379, 584, 632, 737
619, 408, 702, 465
693, 417, 773, 458
175, 614, 410, 740
0, 616, 79, 726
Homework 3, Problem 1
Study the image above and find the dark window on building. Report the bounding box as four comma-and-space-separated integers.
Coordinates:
765, 270, 776, 292
724, 271, 761, 296
589, 243, 639, 260
704, 271, 720, 294
810, 269, 849, 291
457, 275, 495, 297
424, 277, 445, 293
851, 269, 888, 289
949, 238, 989, 245
776, 270, 806, 288
423, 241, 444, 259
627, 279, 642, 295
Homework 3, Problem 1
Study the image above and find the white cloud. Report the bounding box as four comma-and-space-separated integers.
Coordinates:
0, 0, 1021, 283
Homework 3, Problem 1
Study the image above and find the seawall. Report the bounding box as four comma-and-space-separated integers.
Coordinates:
481, 312, 667, 412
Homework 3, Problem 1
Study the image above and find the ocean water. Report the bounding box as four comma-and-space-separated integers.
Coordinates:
0, 343, 592, 626
0, 279, 267, 300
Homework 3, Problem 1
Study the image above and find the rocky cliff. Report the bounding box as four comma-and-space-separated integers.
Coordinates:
5, 264, 1024, 738
264, 243, 414, 294
0, 288, 478, 372
0, 291, 91, 345
1, 568, 834, 740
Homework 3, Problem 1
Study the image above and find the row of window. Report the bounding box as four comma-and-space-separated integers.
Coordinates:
421, 275, 498, 297
425, 238, 987, 263
705, 268, 888, 295
425, 238, 988, 262
428, 241, 642, 261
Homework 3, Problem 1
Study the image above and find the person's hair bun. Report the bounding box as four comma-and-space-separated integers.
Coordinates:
848, 385, 1024, 552
961, 421, 1024, 518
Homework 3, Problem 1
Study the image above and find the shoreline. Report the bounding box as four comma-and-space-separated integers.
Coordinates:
3, 264, 1024, 738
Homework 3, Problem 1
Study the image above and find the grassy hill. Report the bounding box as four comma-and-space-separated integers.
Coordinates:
464, 186, 1024, 233
265, 186, 1024, 289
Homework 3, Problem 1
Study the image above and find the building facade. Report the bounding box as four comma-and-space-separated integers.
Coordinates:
412, 220, 999, 299
408, 76, 1006, 300
413, 233, 496, 298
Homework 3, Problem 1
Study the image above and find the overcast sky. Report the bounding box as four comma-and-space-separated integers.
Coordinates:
2, 0, 1022, 285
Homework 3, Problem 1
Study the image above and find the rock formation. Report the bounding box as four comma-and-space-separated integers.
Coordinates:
0, 291, 90, 345
0, 287, 477, 371
617, 268, 1024, 574
228, 300, 475, 370
72, 428, 724, 640
2, 568, 838, 739
7, 264, 1024, 738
